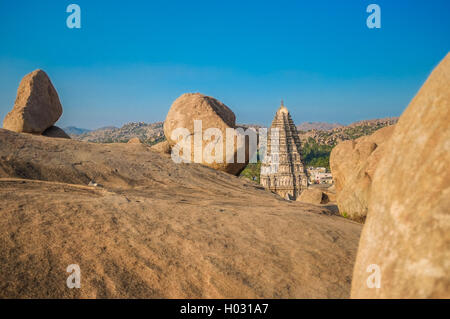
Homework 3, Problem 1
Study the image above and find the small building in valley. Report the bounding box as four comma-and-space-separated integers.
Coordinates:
307, 167, 334, 184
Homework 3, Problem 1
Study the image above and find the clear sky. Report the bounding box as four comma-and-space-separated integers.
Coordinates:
0, 0, 449, 129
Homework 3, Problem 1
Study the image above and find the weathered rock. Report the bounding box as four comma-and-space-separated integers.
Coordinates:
323, 185, 336, 202
351, 53, 450, 298
3, 70, 62, 133
330, 125, 395, 222
163, 93, 253, 175
151, 140, 171, 154
127, 137, 142, 144
297, 188, 329, 204
42, 126, 70, 139
0, 128, 362, 298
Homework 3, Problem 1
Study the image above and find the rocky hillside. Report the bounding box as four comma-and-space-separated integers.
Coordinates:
70, 122, 264, 145
1, 52, 447, 299
296, 117, 398, 169
68, 117, 397, 150
297, 122, 343, 131
0, 128, 361, 298
0, 75, 362, 298
63, 126, 91, 135
71, 122, 165, 145
298, 117, 399, 147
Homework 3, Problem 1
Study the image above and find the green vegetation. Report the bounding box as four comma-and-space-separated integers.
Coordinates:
301, 138, 333, 169
240, 161, 261, 183
343, 124, 386, 140
240, 138, 334, 182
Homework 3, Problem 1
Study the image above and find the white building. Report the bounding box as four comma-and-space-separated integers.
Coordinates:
307, 167, 333, 184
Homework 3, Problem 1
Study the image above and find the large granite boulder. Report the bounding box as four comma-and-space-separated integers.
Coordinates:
330, 125, 395, 222
351, 53, 450, 298
163, 93, 253, 175
3, 70, 62, 133
151, 140, 171, 154
42, 126, 70, 139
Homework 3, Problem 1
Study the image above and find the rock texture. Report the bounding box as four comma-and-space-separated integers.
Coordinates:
323, 185, 336, 202
330, 125, 395, 222
351, 53, 450, 298
3, 70, 62, 133
298, 117, 398, 147
151, 140, 171, 154
42, 126, 71, 139
260, 102, 308, 200
297, 122, 343, 132
163, 93, 252, 175
72, 122, 164, 144
127, 137, 142, 144
0, 128, 361, 298
297, 188, 329, 205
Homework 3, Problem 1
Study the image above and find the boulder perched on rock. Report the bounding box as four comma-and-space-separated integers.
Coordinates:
3, 70, 62, 134
297, 188, 329, 204
330, 125, 395, 222
163, 93, 253, 175
127, 137, 142, 144
0, 128, 362, 298
42, 126, 70, 139
151, 140, 171, 154
351, 53, 450, 298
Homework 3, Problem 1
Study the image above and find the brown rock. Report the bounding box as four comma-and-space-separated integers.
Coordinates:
163, 93, 253, 175
42, 126, 70, 139
351, 53, 450, 298
330, 125, 395, 222
151, 140, 171, 154
3, 70, 62, 133
0, 128, 362, 298
127, 137, 142, 144
297, 188, 329, 204
324, 185, 337, 202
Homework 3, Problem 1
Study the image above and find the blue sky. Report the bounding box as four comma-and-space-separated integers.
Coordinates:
0, 0, 449, 129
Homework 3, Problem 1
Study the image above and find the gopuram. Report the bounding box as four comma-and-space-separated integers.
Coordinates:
260, 101, 308, 200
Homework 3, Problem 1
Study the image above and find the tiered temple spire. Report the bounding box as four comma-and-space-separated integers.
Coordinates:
260, 101, 308, 200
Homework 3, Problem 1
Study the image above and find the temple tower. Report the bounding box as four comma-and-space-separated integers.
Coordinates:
260, 101, 308, 200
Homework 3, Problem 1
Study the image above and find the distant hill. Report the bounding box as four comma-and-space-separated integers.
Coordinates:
71, 122, 263, 145
63, 126, 91, 135
240, 117, 399, 178
298, 117, 399, 147
297, 117, 399, 169
68, 117, 398, 160
71, 122, 164, 145
346, 117, 399, 128
297, 122, 343, 132
96, 126, 118, 131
